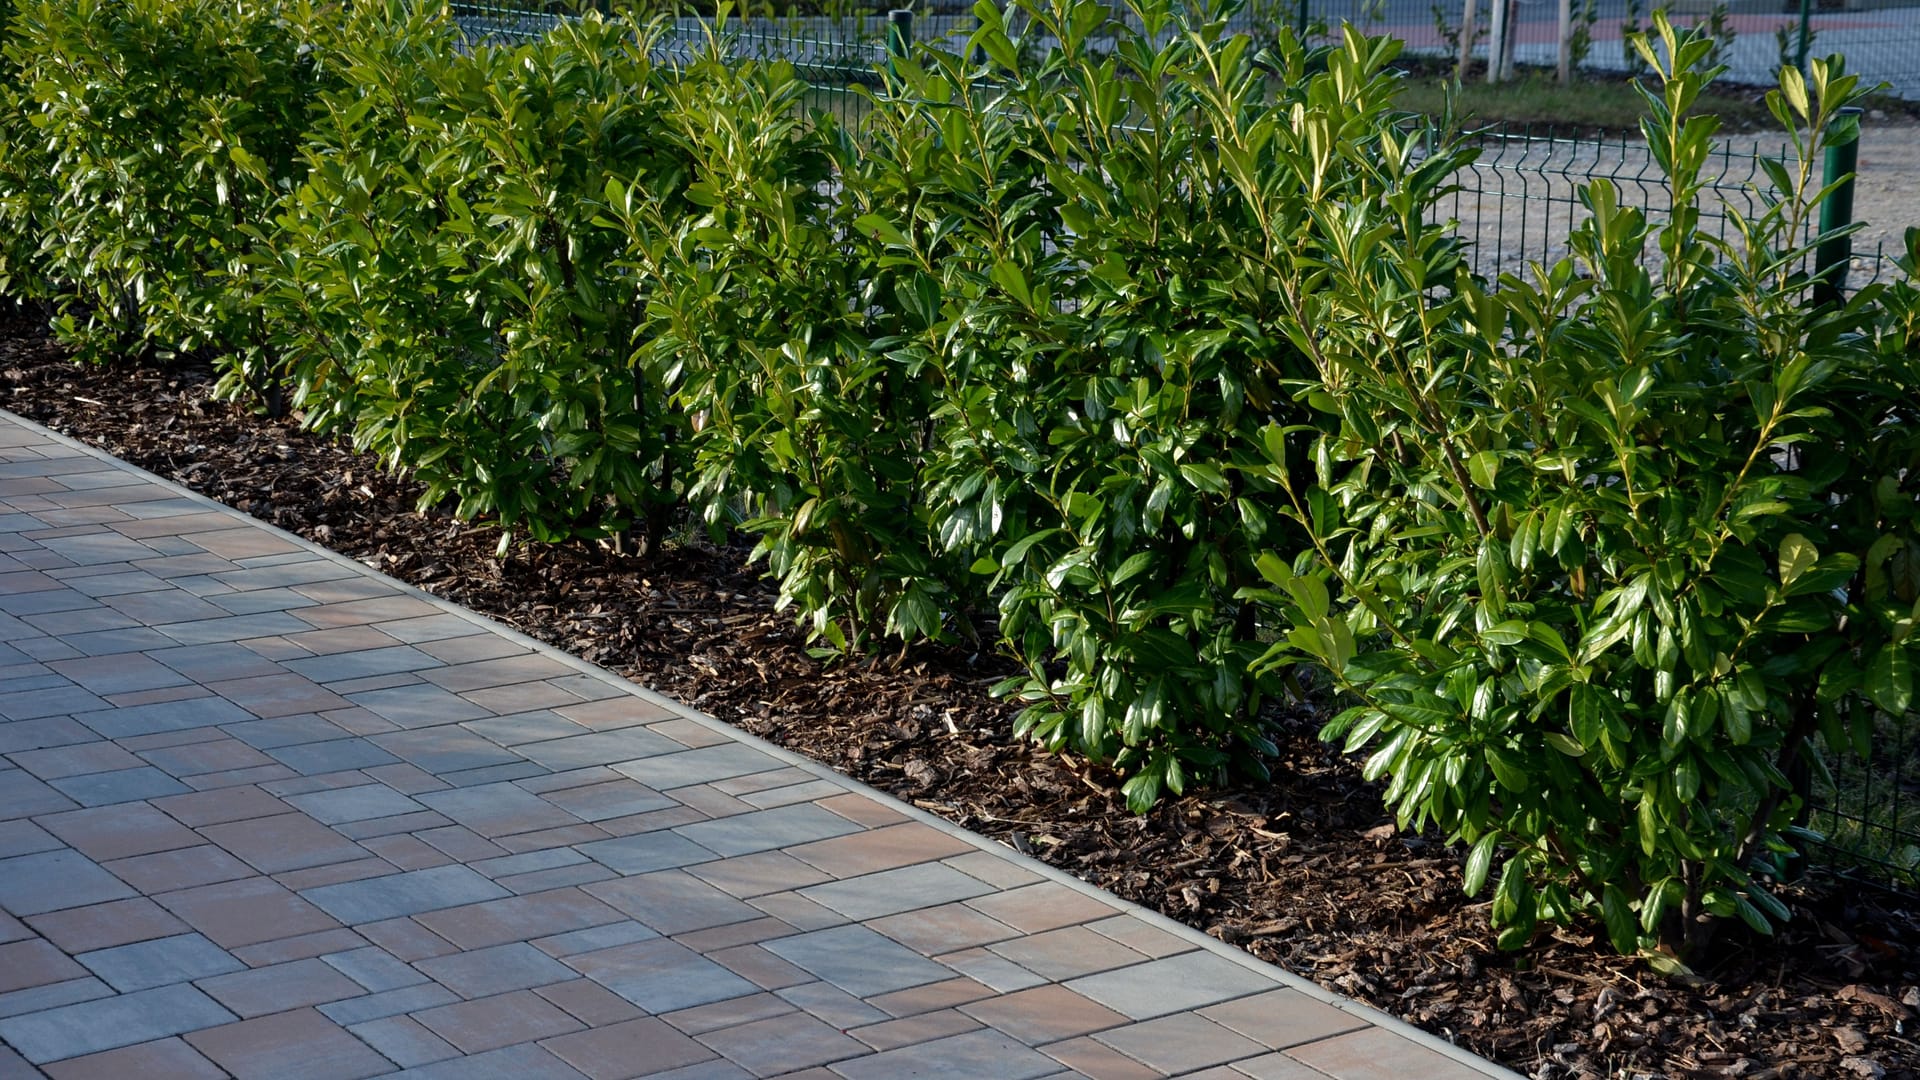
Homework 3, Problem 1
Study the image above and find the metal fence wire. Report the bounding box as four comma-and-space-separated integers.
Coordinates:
444, 0, 1917, 891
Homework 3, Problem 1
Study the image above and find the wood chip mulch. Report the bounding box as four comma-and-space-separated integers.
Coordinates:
3, 306, 1916, 1080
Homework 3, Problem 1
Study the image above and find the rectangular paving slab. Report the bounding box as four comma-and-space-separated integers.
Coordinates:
0, 410, 1518, 1080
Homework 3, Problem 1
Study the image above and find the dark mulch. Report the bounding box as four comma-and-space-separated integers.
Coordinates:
3, 309, 1916, 1080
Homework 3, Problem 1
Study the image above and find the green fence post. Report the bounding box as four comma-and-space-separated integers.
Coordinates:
887, 8, 912, 80
1296, 0, 1309, 37
1812, 105, 1862, 309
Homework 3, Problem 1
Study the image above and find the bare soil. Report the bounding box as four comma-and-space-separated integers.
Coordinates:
2, 312, 1917, 1080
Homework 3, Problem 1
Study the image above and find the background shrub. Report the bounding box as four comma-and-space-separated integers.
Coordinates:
270, 3, 694, 546
9, 0, 334, 406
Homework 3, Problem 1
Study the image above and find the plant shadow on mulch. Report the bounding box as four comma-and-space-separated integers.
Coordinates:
2, 308, 1916, 1080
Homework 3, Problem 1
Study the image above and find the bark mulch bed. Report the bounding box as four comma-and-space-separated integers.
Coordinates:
3, 310, 1916, 1080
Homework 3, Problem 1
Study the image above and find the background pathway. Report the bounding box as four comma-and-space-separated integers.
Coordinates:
0, 410, 1517, 1080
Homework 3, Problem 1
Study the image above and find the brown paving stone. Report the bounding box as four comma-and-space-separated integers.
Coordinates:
1230, 1052, 1347, 1079
279, 626, 404, 656
745, 891, 847, 932
7, 741, 143, 780
185, 1006, 393, 1080
41, 1036, 225, 1080
586, 871, 763, 936
534, 978, 645, 1026
414, 634, 527, 665
495, 823, 612, 854
463, 680, 589, 714
592, 804, 706, 837
812, 792, 908, 828
865, 976, 997, 1019
116, 729, 226, 753
360, 762, 448, 795
357, 834, 455, 871
196, 958, 368, 1018
708, 767, 815, 797
26, 897, 190, 952
694, 1011, 867, 1077
291, 596, 442, 630
1086, 916, 1196, 959
102, 684, 211, 708
412, 988, 585, 1053
0, 938, 87, 993
185, 764, 299, 791
151, 785, 288, 827
848, 1007, 982, 1051
102, 844, 255, 893
413, 887, 627, 951
1040, 1035, 1167, 1079
1196, 988, 1370, 1050
156, 877, 340, 949
870, 902, 1021, 959
966, 880, 1123, 933
658, 992, 796, 1036
197, 811, 368, 874
204, 675, 351, 720
36, 803, 203, 861
553, 696, 675, 730
687, 851, 834, 899
779, 818, 975, 880
987, 924, 1149, 981
961, 984, 1131, 1044
709, 944, 812, 991
1284, 1025, 1492, 1080
355, 917, 459, 962
335, 810, 450, 840
540, 1016, 718, 1079
184, 528, 303, 560
229, 927, 369, 967
139, 738, 279, 777
643, 718, 731, 749
671, 785, 755, 820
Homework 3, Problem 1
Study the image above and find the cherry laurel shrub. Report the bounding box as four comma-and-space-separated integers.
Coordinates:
1249, 20, 1920, 961
0, 0, 53, 306
267, 3, 697, 548
7, 0, 335, 406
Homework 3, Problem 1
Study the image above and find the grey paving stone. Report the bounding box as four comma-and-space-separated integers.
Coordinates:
320, 946, 431, 992
440, 761, 548, 788
284, 646, 444, 683
415, 942, 576, 998
829, 1028, 1061, 1080
210, 561, 363, 590
72, 697, 255, 739
49, 766, 192, 806
47, 653, 192, 695
1065, 949, 1281, 1020
0, 718, 96, 754
763, 925, 955, 997
35, 533, 155, 567
564, 938, 759, 1013
516, 728, 685, 772
317, 982, 459, 1026
0, 848, 136, 914
673, 804, 864, 857
0, 682, 106, 720
369, 728, 523, 774
266, 739, 403, 775
414, 782, 578, 836
207, 586, 322, 615
145, 642, 283, 683
0, 976, 114, 1020
0, 982, 236, 1064
540, 779, 677, 822
283, 784, 425, 825
468, 848, 588, 879
43, 626, 179, 656
222, 714, 351, 750
576, 832, 720, 875
0, 768, 79, 819
531, 920, 659, 959
609, 743, 789, 790
346, 684, 490, 729
799, 863, 998, 921
152, 611, 318, 645
585, 872, 763, 936
301, 865, 511, 924
76, 932, 245, 992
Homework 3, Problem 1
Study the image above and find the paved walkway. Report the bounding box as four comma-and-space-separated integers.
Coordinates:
0, 409, 1517, 1080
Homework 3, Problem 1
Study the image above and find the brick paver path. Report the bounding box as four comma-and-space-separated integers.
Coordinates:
0, 410, 1517, 1080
